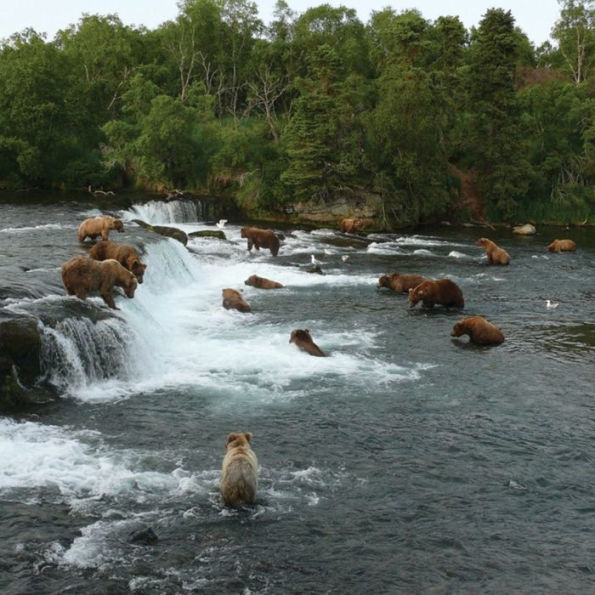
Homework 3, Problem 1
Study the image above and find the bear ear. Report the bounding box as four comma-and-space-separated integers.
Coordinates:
226, 432, 238, 445
304, 329, 311, 334
244, 432, 253, 442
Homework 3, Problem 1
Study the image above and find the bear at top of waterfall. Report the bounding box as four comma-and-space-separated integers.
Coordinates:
221, 288, 251, 312
377, 273, 427, 293
451, 316, 505, 346
240, 227, 280, 257
408, 278, 464, 309
78, 216, 124, 242
244, 274, 284, 289
476, 237, 510, 265
289, 329, 326, 357
61, 255, 137, 310
547, 239, 577, 253
220, 431, 258, 507
89, 240, 147, 283
340, 218, 365, 233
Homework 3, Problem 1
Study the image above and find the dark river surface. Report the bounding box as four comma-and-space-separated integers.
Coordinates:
0, 195, 594, 594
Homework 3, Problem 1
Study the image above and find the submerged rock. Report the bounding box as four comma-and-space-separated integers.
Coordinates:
128, 527, 159, 545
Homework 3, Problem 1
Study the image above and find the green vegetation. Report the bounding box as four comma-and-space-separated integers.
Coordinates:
0, 0, 593, 227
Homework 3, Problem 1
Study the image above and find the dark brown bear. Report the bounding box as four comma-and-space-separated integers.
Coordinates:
61, 255, 137, 309
289, 329, 325, 357
340, 218, 365, 233
547, 239, 577, 252
476, 237, 510, 265
377, 273, 427, 293
222, 288, 251, 312
77, 216, 124, 242
408, 278, 464, 309
240, 227, 280, 256
244, 274, 284, 289
89, 240, 147, 283
451, 316, 505, 346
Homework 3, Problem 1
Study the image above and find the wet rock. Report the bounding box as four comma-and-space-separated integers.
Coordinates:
188, 230, 226, 240
512, 223, 536, 235
0, 314, 56, 412
132, 219, 188, 245
128, 527, 159, 545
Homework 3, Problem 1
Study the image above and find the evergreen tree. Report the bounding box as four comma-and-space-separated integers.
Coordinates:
466, 9, 531, 219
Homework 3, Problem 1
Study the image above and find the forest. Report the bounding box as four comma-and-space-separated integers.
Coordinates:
0, 0, 593, 228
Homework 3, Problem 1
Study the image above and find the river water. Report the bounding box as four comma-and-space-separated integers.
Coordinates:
0, 195, 594, 594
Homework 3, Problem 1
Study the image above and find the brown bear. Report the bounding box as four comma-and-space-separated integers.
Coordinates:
89, 240, 147, 283
78, 216, 124, 242
220, 431, 258, 507
61, 255, 138, 309
377, 273, 427, 293
244, 274, 284, 289
408, 278, 464, 309
451, 316, 505, 346
289, 329, 326, 357
547, 239, 577, 252
222, 288, 251, 312
340, 218, 365, 233
476, 237, 510, 265
240, 227, 280, 257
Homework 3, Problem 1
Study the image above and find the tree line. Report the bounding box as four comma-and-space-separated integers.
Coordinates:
0, 0, 593, 226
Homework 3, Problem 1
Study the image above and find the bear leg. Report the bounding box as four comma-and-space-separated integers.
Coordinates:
101, 291, 117, 309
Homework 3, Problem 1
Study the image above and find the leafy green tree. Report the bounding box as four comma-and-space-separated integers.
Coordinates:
0, 30, 72, 188
551, 0, 595, 84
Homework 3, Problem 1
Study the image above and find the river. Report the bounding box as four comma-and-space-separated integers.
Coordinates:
0, 194, 594, 593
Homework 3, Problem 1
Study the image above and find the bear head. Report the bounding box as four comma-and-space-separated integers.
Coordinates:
226, 432, 253, 450
408, 285, 425, 306
289, 329, 311, 344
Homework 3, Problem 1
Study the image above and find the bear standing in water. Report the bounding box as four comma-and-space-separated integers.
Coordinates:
240, 227, 280, 257
289, 329, 326, 357
408, 279, 464, 309
476, 237, 510, 265
220, 432, 258, 507
451, 316, 505, 346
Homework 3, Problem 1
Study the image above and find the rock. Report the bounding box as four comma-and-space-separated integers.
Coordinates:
132, 219, 188, 245
188, 230, 226, 240
512, 223, 536, 235
128, 527, 159, 545
0, 314, 56, 412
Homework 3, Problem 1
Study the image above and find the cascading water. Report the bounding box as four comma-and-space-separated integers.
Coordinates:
123, 198, 203, 224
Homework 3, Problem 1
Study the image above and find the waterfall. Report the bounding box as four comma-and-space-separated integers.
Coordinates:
37, 237, 202, 401
122, 199, 203, 224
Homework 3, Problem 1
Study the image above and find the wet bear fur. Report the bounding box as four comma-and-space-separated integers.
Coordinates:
240, 227, 280, 256
78, 216, 124, 242
289, 329, 326, 357
451, 316, 505, 346
244, 274, 284, 289
408, 278, 464, 309
377, 273, 427, 293
222, 288, 251, 312
476, 237, 510, 265
547, 239, 577, 252
220, 432, 258, 507
89, 240, 147, 283
61, 255, 138, 309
